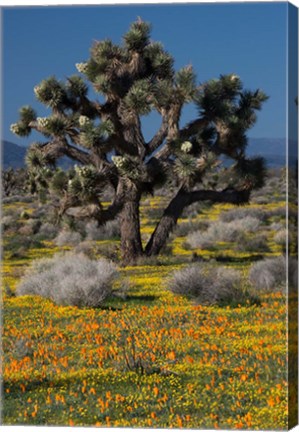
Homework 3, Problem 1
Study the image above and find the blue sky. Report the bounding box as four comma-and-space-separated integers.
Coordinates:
2, 2, 288, 146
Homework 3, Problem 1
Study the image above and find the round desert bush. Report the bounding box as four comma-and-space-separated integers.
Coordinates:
249, 256, 298, 292
37, 222, 59, 240
174, 220, 209, 237
1, 215, 15, 231
16, 253, 119, 307
85, 219, 120, 241
234, 234, 270, 253
273, 229, 287, 247
186, 217, 261, 249
54, 229, 82, 246
167, 263, 255, 306
269, 222, 284, 231
220, 207, 267, 223
74, 240, 96, 258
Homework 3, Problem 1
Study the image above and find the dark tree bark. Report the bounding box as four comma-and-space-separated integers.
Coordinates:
145, 187, 189, 256
145, 187, 250, 256
119, 186, 143, 264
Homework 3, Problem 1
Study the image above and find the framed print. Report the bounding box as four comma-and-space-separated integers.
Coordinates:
1, 1, 298, 429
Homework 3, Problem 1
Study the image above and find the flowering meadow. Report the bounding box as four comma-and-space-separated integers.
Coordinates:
2, 176, 291, 429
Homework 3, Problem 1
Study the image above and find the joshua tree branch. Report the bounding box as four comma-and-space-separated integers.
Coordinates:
179, 118, 209, 140
145, 186, 250, 256
146, 114, 168, 156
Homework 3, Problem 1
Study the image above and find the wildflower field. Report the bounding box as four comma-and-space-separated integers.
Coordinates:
2, 173, 293, 429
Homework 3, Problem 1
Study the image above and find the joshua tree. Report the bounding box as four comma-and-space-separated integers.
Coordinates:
11, 19, 268, 264
2, 168, 28, 197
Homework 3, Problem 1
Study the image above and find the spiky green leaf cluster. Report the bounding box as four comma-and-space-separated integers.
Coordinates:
67, 75, 88, 98
25, 144, 49, 169
67, 164, 100, 200
47, 116, 69, 136
34, 77, 66, 108
19, 105, 36, 124
234, 156, 266, 190
91, 39, 125, 73
124, 79, 152, 114
93, 74, 113, 95
79, 120, 114, 148
76, 60, 101, 83
174, 154, 198, 183
10, 106, 36, 137
176, 65, 197, 101
124, 20, 151, 52
112, 155, 143, 181
49, 169, 69, 195
79, 129, 98, 149
28, 166, 52, 194
10, 122, 31, 137
97, 119, 115, 138
152, 79, 173, 109
36, 115, 68, 137
144, 42, 174, 79
236, 90, 269, 129
26, 143, 59, 173
197, 74, 243, 120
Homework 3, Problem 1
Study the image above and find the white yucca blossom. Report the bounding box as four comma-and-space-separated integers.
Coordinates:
79, 115, 91, 127
75, 165, 85, 174
37, 117, 49, 128
76, 62, 88, 74
75, 165, 94, 178
111, 155, 126, 168
10, 123, 20, 135
34, 85, 41, 96
181, 141, 193, 153
230, 74, 239, 81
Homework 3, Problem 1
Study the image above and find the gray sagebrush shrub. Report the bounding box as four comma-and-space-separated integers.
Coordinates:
220, 207, 267, 223
54, 229, 82, 246
174, 220, 209, 237
38, 222, 59, 240
74, 240, 96, 258
269, 222, 284, 231
2, 195, 34, 204
167, 263, 253, 306
1, 215, 15, 231
186, 217, 261, 249
85, 219, 120, 241
273, 229, 287, 248
249, 256, 298, 292
16, 253, 119, 307
234, 234, 270, 253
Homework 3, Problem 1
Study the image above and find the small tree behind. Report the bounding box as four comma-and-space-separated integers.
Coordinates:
11, 19, 268, 264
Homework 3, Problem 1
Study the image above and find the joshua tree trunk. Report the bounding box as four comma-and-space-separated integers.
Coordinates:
145, 188, 188, 256
120, 186, 143, 265
145, 187, 250, 257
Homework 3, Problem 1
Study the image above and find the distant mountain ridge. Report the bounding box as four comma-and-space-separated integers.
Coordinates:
2, 140, 27, 169
247, 138, 297, 168
2, 138, 295, 170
